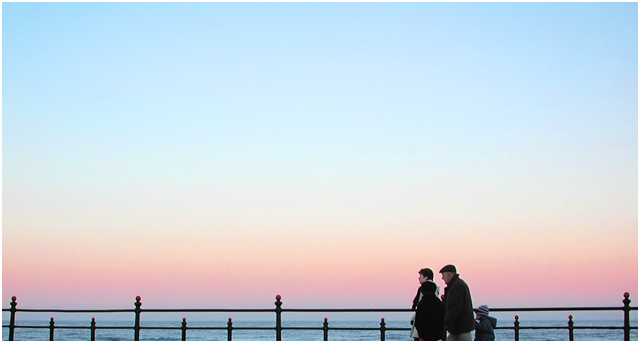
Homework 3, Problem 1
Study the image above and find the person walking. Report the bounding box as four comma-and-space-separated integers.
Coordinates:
439, 264, 475, 341
415, 281, 445, 340
410, 268, 440, 340
473, 305, 497, 341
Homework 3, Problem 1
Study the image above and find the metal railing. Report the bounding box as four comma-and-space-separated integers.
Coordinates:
2, 293, 637, 341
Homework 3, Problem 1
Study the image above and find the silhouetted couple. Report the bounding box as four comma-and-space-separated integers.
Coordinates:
412, 265, 491, 341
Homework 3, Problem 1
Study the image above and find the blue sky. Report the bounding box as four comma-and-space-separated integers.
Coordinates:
5, 2, 636, 226
2, 2, 638, 312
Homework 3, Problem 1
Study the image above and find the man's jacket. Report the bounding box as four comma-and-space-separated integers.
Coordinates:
442, 274, 475, 334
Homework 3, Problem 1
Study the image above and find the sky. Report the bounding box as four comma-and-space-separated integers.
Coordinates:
2, 2, 638, 322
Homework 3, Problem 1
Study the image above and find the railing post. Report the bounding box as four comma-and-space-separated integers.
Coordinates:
380, 318, 386, 341
134, 296, 142, 341
568, 315, 574, 341
49, 317, 55, 341
8, 296, 17, 341
227, 318, 233, 341
323, 318, 329, 341
623, 292, 631, 341
90, 317, 96, 341
180, 318, 187, 341
514, 315, 520, 341
275, 295, 282, 341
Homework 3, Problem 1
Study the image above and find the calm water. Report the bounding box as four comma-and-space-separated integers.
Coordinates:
2, 319, 638, 341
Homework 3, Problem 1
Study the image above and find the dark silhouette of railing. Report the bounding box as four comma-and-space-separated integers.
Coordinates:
2, 293, 637, 341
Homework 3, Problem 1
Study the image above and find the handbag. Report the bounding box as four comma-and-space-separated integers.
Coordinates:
410, 314, 419, 338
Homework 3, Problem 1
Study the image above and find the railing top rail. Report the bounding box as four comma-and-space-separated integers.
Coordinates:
489, 307, 638, 312
283, 309, 412, 312
142, 309, 275, 313
3, 306, 638, 313
4, 309, 133, 313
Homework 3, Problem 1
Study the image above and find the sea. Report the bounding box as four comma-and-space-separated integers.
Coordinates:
2, 319, 638, 341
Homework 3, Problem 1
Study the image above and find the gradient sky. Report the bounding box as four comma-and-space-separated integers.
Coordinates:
2, 2, 638, 321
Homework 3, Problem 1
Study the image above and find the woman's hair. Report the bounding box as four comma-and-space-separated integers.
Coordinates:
418, 268, 434, 280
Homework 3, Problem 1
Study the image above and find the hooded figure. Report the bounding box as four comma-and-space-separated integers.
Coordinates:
473, 305, 497, 341
415, 281, 445, 341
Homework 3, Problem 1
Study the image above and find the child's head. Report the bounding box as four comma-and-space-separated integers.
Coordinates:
474, 305, 490, 317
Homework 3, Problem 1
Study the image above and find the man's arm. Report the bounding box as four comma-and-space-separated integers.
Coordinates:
443, 286, 463, 328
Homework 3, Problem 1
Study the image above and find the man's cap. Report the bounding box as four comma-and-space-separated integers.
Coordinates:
474, 305, 490, 316
439, 264, 457, 273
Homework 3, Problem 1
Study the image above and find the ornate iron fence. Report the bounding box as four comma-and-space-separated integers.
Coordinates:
2, 293, 637, 341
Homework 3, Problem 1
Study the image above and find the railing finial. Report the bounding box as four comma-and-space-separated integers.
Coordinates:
49, 317, 56, 341
90, 317, 97, 341
134, 296, 142, 341
323, 318, 329, 341
227, 318, 233, 341
181, 318, 188, 341
568, 314, 575, 341
9, 296, 18, 340
275, 295, 282, 341
623, 292, 631, 340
